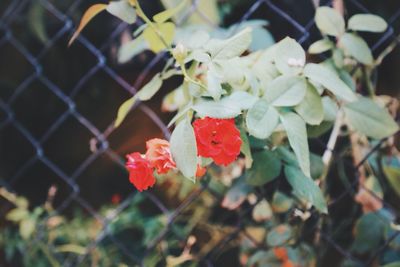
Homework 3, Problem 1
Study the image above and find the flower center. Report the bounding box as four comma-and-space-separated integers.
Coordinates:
210, 131, 221, 145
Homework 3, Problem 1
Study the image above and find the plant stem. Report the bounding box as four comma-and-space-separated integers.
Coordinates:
135, 3, 172, 53
135, 2, 206, 91
180, 63, 207, 90
0, 187, 17, 204
375, 33, 400, 66
363, 67, 375, 97
322, 110, 343, 170
37, 241, 61, 267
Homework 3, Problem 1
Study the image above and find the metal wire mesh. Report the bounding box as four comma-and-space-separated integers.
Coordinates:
1, 0, 400, 266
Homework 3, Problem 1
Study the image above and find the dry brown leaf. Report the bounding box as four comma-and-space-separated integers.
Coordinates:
68, 4, 107, 46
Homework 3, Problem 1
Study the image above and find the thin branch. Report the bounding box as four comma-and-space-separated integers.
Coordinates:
322, 110, 343, 167
333, 0, 345, 16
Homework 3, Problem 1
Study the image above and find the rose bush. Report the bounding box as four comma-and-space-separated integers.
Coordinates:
69, 0, 398, 215
66, 1, 400, 266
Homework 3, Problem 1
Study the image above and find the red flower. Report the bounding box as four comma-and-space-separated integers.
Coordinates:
193, 117, 242, 166
126, 152, 156, 192
145, 138, 176, 174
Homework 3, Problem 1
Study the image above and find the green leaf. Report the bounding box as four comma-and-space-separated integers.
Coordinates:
161, 68, 181, 80
276, 146, 298, 166
106, 0, 137, 24
273, 37, 305, 75
352, 211, 387, 253
308, 39, 333, 54
248, 23, 275, 51
28, 2, 48, 43
322, 96, 339, 121
315, 6, 345, 36
246, 99, 279, 139
228, 91, 258, 110
134, 23, 148, 37
365, 175, 383, 199
170, 118, 198, 179
385, 167, 400, 195
15, 197, 28, 208
304, 63, 357, 102
338, 69, 356, 92
382, 157, 400, 197
206, 70, 223, 100
310, 153, 324, 180
266, 224, 292, 247
118, 36, 147, 63
114, 96, 137, 127
307, 121, 334, 138
348, 14, 388, 33
207, 27, 252, 60
294, 83, 323, 125
137, 74, 163, 101
193, 98, 242, 119
278, 147, 324, 180
189, 0, 220, 25
153, 0, 186, 23
163, 85, 186, 112
344, 97, 399, 139
188, 50, 211, 63
221, 178, 251, 210
161, 0, 220, 25
247, 251, 280, 267
281, 112, 310, 178
178, 29, 210, 51
210, 58, 245, 87
20, 218, 36, 240
143, 22, 175, 53
251, 47, 280, 89
265, 76, 307, 106
252, 199, 273, 222
272, 191, 293, 213
114, 74, 163, 127
333, 48, 344, 68
245, 150, 282, 186
339, 33, 373, 65
240, 127, 253, 168
56, 244, 86, 255
284, 165, 327, 213
167, 103, 192, 127
6, 208, 29, 222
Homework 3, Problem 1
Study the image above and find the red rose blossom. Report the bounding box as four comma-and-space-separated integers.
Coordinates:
126, 152, 156, 192
145, 138, 176, 174
193, 117, 242, 166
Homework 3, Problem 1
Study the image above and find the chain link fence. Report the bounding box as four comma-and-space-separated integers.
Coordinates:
1, 0, 400, 266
